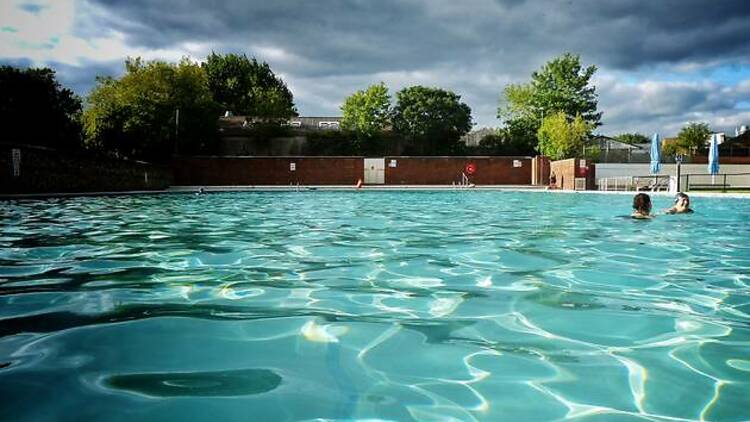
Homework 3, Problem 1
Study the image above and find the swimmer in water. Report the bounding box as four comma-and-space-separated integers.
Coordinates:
665, 192, 693, 214
631, 193, 652, 219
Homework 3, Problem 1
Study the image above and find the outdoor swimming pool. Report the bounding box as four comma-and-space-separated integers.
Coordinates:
1, 191, 749, 421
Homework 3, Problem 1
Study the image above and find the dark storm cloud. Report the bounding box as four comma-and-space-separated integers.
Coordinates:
1, 57, 121, 99
13, 0, 744, 133
19, 3, 48, 15
81, 0, 750, 76
50, 60, 123, 96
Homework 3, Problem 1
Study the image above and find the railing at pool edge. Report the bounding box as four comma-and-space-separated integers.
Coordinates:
597, 175, 671, 192
598, 173, 750, 193
683, 172, 750, 193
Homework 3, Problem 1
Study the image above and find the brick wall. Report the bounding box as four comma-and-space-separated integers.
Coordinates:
1, 143, 173, 194
690, 156, 750, 164
550, 158, 596, 190
531, 156, 551, 185
174, 156, 532, 186
174, 157, 364, 185
384, 156, 531, 185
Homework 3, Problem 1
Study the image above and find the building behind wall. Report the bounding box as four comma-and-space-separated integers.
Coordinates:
584, 135, 649, 163
218, 116, 345, 155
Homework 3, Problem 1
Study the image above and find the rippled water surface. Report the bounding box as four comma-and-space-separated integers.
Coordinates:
1, 191, 750, 421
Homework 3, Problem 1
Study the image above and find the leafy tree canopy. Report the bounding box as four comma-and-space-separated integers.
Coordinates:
615, 133, 650, 145
468, 127, 538, 156
0, 65, 82, 148
499, 53, 601, 153
500, 53, 601, 127
676, 122, 711, 155
537, 111, 593, 160
340, 82, 391, 141
203, 52, 296, 119
83, 57, 220, 162
392, 86, 472, 155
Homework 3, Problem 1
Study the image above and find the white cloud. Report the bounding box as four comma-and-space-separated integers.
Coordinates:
596, 72, 750, 135
0, 0, 207, 67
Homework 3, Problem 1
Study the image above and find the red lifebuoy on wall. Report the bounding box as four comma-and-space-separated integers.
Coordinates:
465, 163, 477, 175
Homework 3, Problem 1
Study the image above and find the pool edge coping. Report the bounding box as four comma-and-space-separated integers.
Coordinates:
2, 186, 750, 199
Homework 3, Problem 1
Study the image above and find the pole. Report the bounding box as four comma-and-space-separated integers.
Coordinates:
723, 174, 727, 192
676, 161, 681, 192
174, 108, 180, 155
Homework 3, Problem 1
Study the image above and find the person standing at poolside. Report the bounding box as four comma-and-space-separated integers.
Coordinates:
632, 193, 652, 219
665, 192, 694, 214
549, 172, 557, 189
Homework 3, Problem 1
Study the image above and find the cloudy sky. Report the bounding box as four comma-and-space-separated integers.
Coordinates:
2, 0, 750, 136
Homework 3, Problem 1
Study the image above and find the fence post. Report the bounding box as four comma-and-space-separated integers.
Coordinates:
723, 174, 727, 192
685, 174, 689, 192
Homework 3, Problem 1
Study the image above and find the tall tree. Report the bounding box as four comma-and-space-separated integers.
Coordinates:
499, 53, 601, 152
340, 82, 391, 147
676, 122, 711, 155
0, 66, 82, 149
203, 52, 296, 119
392, 86, 472, 155
537, 111, 593, 160
84, 57, 220, 162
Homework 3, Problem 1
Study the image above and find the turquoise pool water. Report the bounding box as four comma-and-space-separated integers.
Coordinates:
1, 191, 749, 421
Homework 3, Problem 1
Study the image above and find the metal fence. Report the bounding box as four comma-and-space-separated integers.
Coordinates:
599, 173, 750, 192
684, 172, 750, 192
597, 175, 672, 192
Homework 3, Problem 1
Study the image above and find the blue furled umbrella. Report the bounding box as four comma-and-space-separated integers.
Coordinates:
650, 133, 662, 174
708, 134, 720, 176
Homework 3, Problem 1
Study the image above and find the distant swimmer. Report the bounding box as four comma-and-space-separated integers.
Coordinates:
665, 192, 693, 214
631, 193, 652, 219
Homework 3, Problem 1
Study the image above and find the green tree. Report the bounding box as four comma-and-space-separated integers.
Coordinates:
499, 53, 601, 152
0, 65, 82, 148
468, 127, 537, 155
392, 86, 472, 155
661, 138, 682, 157
84, 57, 220, 162
615, 133, 649, 145
203, 52, 296, 119
537, 112, 593, 160
676, 122, 711, 155
340, 82, 391, 150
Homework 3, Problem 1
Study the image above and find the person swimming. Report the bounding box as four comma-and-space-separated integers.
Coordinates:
665, 192, 693, 214
632, 193, 652, 219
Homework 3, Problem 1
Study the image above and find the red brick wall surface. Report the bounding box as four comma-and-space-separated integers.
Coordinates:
549, 158, 596, 190
174, 157, 364, 186
550, 159, 576, 190
384, 157, 531, 185
531, 156, 551, 185
690, 156, 750, 164
174, 156, 533, 185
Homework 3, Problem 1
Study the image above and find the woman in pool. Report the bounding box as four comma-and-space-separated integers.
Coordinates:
665, 192, 694, 214
632, 193, 652, 219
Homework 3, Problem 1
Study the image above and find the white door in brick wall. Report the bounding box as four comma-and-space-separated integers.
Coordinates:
364, 158, 385, 184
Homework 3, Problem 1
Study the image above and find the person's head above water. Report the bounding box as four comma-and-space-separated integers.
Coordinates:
632, 193, 652, 218
667, 192, 693, 214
